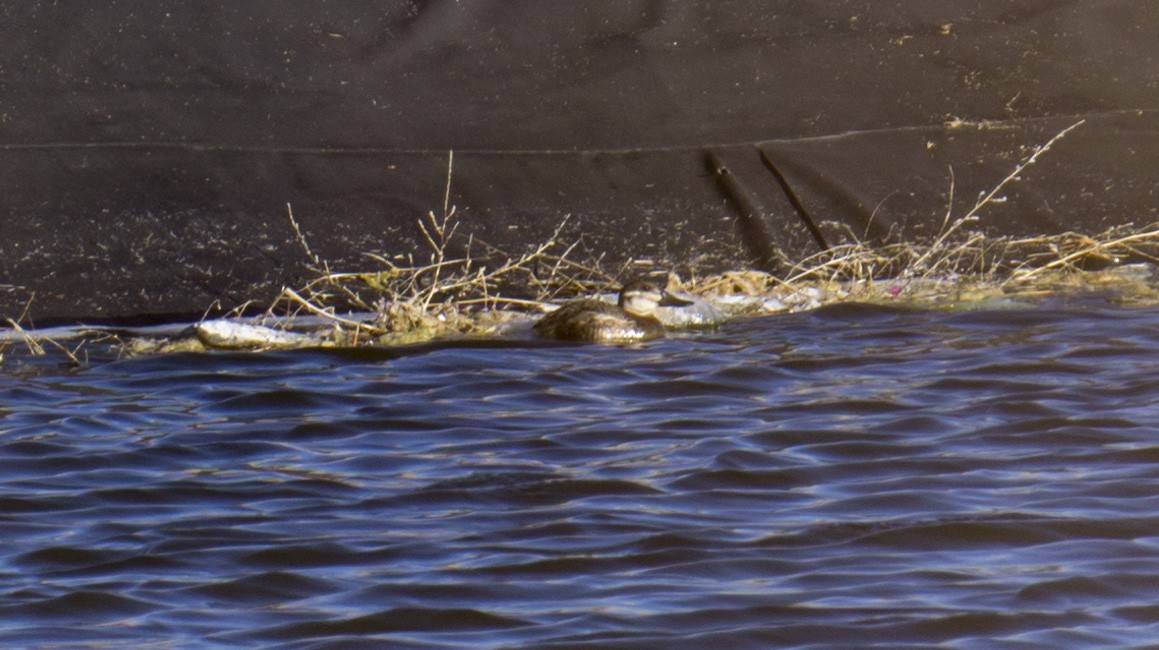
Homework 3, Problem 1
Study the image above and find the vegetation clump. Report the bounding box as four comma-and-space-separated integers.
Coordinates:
276, 162, 619, 346
260, 124, 1157, 348
3, 124, 1158, 361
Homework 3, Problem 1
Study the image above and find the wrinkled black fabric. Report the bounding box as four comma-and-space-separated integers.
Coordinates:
2, 1, 1157, 323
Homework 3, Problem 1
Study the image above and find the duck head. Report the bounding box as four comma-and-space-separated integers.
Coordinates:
617, 279, 694, 317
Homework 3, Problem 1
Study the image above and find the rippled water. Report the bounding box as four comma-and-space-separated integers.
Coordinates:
1, 299, 1157, 649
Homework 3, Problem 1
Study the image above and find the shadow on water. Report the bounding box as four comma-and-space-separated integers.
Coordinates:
0, 300, 1157, 648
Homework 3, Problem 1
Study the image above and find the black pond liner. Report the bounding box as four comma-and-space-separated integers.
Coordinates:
2, 2, 1157, 324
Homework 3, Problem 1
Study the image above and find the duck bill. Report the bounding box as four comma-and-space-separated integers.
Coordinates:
658, 290, 695, 307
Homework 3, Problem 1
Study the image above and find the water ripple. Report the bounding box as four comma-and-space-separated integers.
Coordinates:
0, 302, 1157, 648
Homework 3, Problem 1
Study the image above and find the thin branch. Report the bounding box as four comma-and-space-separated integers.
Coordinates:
1010, 226, 1159, 281
443, 150, 454, 217
909, 119, 1086, 274
287, 203, 325, 271
280, 287, 386, 334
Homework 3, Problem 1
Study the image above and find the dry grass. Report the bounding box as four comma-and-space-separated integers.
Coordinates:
4, 124, 1155, 360
272, 152, 619, 344
764, 120, 1093, 286
263, 125, 1158, 345
1, 298, 88, 366
682, 119, 1157, 311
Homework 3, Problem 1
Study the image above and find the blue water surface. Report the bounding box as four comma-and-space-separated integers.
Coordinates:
1, 299, 1157, 649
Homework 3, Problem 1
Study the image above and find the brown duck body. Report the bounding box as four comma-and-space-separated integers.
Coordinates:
532, 299, 667, 343
532, 279, 692, 343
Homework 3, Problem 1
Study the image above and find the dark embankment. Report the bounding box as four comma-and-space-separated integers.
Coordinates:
2, 2, 1158, 324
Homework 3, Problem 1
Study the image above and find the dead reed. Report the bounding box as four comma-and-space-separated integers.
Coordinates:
2, 298, 87, 366
269, 125, 1158, 343
3, 124, 1155, 360
274, 152, 617, 343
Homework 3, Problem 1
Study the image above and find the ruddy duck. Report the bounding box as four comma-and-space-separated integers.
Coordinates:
533, 279, 693, 343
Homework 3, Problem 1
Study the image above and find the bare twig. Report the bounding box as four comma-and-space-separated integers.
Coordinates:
4, 318, 85, 365
287, 203, 326, 271
909, 119, 1086, 275
249, 117, 1152, 348
1008, 226, 1159, 282
280, 287, 386, 335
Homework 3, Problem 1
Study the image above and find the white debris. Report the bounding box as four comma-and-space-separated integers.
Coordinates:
656, 294, 726, 327
193, 320, 321, 350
